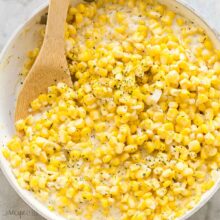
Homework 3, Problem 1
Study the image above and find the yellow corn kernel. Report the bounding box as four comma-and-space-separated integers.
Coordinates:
214, 61, 220, 74
75, 13, 83, 24
166, 70, 180, 84
176, 17, 185, 26
30, 176, 39, 189
202, 180, 214, 192
111, 158, 120, 166
116, 12, 125, 23
167, 108, 178, 121
143, 142, 155, 153
7, 137, 21, 152
2, 148, 10, 159
11, 155, 22, 168
90, 110, 100, 120
82, 192, 93, 201
103, 155, 112, 163
197, 94, 209, 105
15, 119, 26, 131
100, 198, 109, 209
124, 145, 138, 153
189, 140, 201, 153
204, 133, 215, 145
79, 50, 92, 62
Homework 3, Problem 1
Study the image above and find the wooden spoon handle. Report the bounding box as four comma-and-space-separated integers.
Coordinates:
36, 0, 70, 66
45, 0, 70, 40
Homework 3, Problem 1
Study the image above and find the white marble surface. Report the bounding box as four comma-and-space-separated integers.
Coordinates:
0, 0, 220, 219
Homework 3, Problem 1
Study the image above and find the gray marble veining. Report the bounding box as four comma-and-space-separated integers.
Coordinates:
0, 0, 220, 219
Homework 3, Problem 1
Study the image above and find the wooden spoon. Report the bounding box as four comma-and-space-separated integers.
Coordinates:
15, 0, 72, 121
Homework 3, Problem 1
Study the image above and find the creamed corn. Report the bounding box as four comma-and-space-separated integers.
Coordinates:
3, 0, 220, 219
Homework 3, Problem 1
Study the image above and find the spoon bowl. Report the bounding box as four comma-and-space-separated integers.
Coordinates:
15, 0, 72, 121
